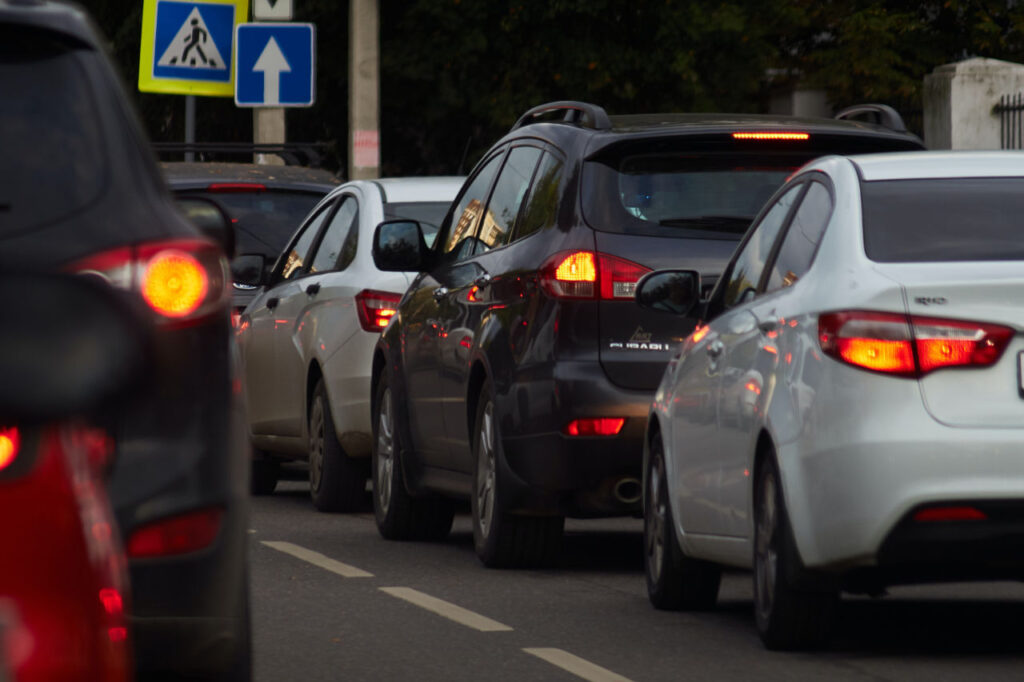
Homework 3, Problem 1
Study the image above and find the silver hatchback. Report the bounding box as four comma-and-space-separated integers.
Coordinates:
637, 151, 1024, 649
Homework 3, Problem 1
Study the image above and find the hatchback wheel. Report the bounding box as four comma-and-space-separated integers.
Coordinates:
753, 455, 837, 650
644, 432, 720, 610
372, 371, 454, 540
471, 381, 563, 568
308, 379, 367, 512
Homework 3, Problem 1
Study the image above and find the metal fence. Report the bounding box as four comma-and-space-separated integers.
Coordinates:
995, 93, 1024, 149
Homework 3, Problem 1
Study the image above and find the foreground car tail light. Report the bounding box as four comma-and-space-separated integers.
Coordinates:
355, 289, 402, 332
540, 251, 651, 300
913, 505, 987, 522
126, 507, 223, 558
0, 426, 19, 472
69, 238, 229, 325
564, 418, 626, 436
818, 311, 1013, 377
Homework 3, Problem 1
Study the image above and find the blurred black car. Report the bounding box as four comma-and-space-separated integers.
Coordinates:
0, 3, 250, 680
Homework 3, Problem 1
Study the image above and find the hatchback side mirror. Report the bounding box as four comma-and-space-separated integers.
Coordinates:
176, 196, 235, 257
635, 269, 701, 316
372, 220, 428, 272
231, 253, 268, 288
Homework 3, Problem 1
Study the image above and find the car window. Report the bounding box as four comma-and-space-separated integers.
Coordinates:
310, 196, 358, 273
187, 190, 325, 259
384, 201, 452, 248
440, 154, 503, 260
280, 200, 334, 280
721, 184, 802, 310
478, 146, 542, 250
765, 181, 832, 292
0, 35, 105, 234
514, 151, 564, 241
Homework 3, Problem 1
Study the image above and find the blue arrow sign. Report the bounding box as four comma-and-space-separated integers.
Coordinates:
235, 23, 315, 107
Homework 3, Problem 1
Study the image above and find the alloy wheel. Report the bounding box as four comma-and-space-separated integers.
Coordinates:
309, 396, 325, 493
475, 401, 496, 538
755, 468, 778, 621
376, 387, 395, 516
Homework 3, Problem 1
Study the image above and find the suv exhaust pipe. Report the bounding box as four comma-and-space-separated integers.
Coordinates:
613, 477, 642, 505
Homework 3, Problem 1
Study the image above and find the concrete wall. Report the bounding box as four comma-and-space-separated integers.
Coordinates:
769, 89, 831, 118
923, 57, 1024, 149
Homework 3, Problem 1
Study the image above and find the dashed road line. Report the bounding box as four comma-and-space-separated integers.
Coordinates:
379, 586, 513, 632
524, 648, 634, 682
261, 541, 374, 578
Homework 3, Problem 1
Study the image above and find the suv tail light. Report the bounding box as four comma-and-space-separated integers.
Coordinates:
540, 251, 651, 300
0, 426, 19, 472
818, 311, 1013, 377
355, 289, 401, 332
69, 238, 228, 325
127, 507, 223, 558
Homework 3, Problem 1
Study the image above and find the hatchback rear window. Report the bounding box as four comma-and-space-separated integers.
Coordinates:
384, 201, 452, 247
0, 34, 105, 235
183, 190, 324, 258
862, 178, 1024, 262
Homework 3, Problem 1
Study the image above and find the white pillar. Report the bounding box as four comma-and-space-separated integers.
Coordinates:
349, 0, 380, 180
923, 57, 1024, 149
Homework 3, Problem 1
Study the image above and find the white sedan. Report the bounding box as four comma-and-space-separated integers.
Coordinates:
637, 151, 1024, 649
236, 177, 463, 510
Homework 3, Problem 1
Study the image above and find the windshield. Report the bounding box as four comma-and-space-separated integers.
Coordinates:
384, 201, 453, 247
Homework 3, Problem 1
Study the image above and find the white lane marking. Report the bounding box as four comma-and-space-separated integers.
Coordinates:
379, 586, 513, 632
524, 648, 634, 682
261, 541, 374, 578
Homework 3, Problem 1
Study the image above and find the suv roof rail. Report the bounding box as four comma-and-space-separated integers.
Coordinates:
833, 104, 907, 133
152, 142, 327, 167
511, 101, 612, 132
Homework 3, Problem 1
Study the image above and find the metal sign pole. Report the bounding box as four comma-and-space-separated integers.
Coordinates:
185, 94, 196, 161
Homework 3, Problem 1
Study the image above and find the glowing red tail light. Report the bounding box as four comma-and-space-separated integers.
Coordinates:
355, 289, 402, 332
564, 418, 626, 436
818, 311, 1013, 377
0, 426, 19, 472
540, 251, 651, 300
69, 238, 228, 325
126, 507, 223, 558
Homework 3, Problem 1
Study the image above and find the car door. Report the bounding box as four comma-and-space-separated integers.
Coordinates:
669, 183, 803, 536
244, 198, 336, 437
401, 152, 504, 466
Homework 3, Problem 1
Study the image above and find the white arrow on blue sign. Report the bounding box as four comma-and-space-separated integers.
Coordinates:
234, 23, 315, 107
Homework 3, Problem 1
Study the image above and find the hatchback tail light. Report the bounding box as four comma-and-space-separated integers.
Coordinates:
818, 311, 1013, 377
69, 238, 229, 325
540, 251, 651, 300
0, 426, 19, 472
355, 289, 402, 332
564, 418, 626, 436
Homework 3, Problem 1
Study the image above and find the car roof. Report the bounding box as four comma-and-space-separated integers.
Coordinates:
850, 150, 1024, 181
366, 177, 465, 203
605, 112, 904, 135
161, 162, 341, 192
0, 0, 98, 48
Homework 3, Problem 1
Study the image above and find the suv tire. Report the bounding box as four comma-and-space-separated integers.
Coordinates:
309, 379, 367, 512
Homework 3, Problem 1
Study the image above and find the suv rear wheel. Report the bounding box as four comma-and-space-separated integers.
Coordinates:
471, 381, 563, 568
309, 379, 367, 512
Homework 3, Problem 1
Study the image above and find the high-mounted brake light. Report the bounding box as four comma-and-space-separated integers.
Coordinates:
818, 311, 1013, 377
355, 289, 402, 332
540, 251, 651, 300
206, 182, 267, 193
565, 418, 626, 436
0, 426, 19, 472
732, 132, 810, 141
127, 507, 223, 558
69, 238, 228, 325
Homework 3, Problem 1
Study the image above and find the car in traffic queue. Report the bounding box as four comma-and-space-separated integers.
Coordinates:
638, 150, 1024, 649
1, 3, 251, 679
234, 177, 464, 509
368, 100, 925, 568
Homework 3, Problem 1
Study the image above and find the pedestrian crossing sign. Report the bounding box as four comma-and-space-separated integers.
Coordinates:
138, 0, 248, 96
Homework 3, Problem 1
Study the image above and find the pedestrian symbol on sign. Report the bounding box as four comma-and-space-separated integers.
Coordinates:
158, 7, 226, 70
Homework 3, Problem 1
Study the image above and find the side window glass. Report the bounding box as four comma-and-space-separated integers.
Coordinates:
281, 200, 334, 281
310, 196, 358, 273
478, 146, 542, 250
441, 154, 503, 260
721, 184, 802, 309
766, 182, 832, 292
514, 151, 564, 240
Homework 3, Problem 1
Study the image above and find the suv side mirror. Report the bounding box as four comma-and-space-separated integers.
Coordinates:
635, 269, 701, 316
231, 253, 268, 288
176, 196, 235, 257
372, 220, 428, 272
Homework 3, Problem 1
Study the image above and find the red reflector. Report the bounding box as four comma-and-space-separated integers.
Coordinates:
206, 182, 267, 193
127, 507, 223, 558
540, 251, 651, 300
355, 289, 402, 332
732, 132, 810, 140
913, 506, 987, 522
565, 418, 626, 436
0, 426, 19, 472
99, 588, 124, 616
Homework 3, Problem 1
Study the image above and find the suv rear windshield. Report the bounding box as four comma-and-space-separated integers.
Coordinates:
1, 33, 105, 235
184, 190, 324, 258
862, 178, 1024, 262
583, 152, 812, 239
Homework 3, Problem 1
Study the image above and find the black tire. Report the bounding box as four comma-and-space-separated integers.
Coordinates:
471, 380, 563, 568
644, 432, 721, 610
308, 379, 367, 512
753, 454, 837, 650
372, 371, 454, 541
250, 455, 279, 496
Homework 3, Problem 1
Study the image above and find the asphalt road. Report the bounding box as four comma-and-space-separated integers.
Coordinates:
251, 479, 1024, 682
